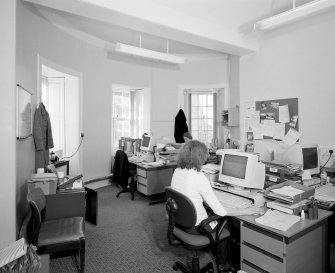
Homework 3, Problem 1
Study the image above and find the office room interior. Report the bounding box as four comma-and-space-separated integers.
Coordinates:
1, 0, 335, 271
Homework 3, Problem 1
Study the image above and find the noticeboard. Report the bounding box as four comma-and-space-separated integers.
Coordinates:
255, 97, 299, 139
17, 84, 33, 139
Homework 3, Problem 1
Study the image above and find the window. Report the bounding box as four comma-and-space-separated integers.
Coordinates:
188, 93, 217, 144
112, 88, 131, 148
111, 86, 150, 151
41, 76, 65, 152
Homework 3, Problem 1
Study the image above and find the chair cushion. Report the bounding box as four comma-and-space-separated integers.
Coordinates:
38, 217, 85, 253
173, 226, 230, 250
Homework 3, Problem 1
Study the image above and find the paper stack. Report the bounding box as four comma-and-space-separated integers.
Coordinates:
264, 181, 315, 204
256, 209, 301, 231
266, 199, 310, 215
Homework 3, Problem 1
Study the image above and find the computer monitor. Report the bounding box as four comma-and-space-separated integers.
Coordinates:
218, 150, 265, 191
253, 139, 286, 161
277, 143, 320, 175
140, 134, 155, 152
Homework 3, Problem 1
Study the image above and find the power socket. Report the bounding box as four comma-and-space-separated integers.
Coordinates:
80, 133, 84, 138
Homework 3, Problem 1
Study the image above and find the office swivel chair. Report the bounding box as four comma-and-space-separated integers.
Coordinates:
165, 187, 231, 273
112, 150, 137, 200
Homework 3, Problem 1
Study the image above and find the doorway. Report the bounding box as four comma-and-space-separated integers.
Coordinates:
38, 56, 83, 175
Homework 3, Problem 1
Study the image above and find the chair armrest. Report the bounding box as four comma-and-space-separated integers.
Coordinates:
45, 190, 86, 221
198, 215, 229, 245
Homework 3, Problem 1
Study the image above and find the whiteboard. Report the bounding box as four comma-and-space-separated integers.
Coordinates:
17, 84, 32, 139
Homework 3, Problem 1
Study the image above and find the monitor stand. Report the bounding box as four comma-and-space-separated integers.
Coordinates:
228, 186, 251, 194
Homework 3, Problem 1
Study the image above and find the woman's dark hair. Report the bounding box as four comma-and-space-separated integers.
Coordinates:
177, 140, 209, 171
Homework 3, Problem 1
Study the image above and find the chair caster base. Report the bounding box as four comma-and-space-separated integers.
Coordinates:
172, 260, 213, 273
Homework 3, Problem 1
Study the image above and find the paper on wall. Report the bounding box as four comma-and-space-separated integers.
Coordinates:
282, 128, 301, 146
279, 104, 290, 123
244, 101, 256, 117
244, 111, 260, 132
273, 123, 285, 140
261, 119, 275, 137
251, 123, 263, 139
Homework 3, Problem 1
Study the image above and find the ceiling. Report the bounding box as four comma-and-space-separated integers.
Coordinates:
24, 0, 313, 61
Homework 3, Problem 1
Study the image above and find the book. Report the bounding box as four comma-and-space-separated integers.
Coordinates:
266, 199, 310, 215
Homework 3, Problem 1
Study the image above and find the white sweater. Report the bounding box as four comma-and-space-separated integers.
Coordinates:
171, 168, 227, 225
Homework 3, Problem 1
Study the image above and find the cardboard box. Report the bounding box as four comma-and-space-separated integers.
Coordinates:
28, 173, 58, 195
264, 180, 315, 204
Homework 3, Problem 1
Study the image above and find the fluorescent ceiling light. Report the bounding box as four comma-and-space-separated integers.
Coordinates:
114, 43, 185, 65
254, 0, 335, 31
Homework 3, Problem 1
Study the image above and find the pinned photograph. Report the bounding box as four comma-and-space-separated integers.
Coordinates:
261, 102, 267, 110
247, 131, 254, 141
266, 112, 275, 119
270, 102, 279, 109
289, 115, 298, 128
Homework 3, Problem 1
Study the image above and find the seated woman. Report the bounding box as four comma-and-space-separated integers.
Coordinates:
170, 140, 263, 273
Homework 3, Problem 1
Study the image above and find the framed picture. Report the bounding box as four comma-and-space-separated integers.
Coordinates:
246, 131, 254, 141
17, 84, 33, 139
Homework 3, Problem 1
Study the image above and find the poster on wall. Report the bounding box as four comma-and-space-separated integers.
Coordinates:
16, 84, 32, 139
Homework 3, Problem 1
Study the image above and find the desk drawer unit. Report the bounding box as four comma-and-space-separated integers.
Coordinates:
241, 223, 284, 273
137, 167, 174, 196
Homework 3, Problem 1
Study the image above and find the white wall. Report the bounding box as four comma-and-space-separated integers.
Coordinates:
240, 10, 335, 167
15, 1, 228, 199
0, 0, 16, 248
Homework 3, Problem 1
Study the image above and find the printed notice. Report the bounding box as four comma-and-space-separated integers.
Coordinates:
279, 104, 290, 123
283, 128, 301, 146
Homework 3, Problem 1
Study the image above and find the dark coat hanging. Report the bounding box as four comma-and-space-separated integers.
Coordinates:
33, 103, 54, 171
174, 109, 188, 143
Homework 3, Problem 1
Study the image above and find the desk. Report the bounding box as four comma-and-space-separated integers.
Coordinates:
212, 187, 332, 272
53, 160, 70, 175
132, 162, 177, 196
235, 209, 332, 273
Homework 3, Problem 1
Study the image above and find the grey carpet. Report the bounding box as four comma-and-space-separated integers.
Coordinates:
50, 185, 214, 273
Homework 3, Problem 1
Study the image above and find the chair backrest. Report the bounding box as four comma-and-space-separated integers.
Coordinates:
165, 187, 197, 228
27, 187, 46, 245
112, 150, 130, 189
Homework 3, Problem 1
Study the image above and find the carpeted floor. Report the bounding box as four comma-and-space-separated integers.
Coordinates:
50, 185, 335, 273
50, 185, 215, 273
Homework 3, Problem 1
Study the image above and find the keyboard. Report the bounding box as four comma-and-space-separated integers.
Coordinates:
128, 155, 143, 163
315, 184, 335, 202
214, 190, 253, 209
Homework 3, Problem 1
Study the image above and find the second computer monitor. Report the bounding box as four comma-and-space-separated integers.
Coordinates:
140, 134, 155, 152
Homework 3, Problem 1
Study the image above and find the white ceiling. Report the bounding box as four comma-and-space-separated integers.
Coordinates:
24, 0, 313, 60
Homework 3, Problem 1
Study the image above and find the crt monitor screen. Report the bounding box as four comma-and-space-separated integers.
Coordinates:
141, 136, 151, 148
302, 147, 318, 170
221, 154, 247, 179
218, 150, 265, 190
